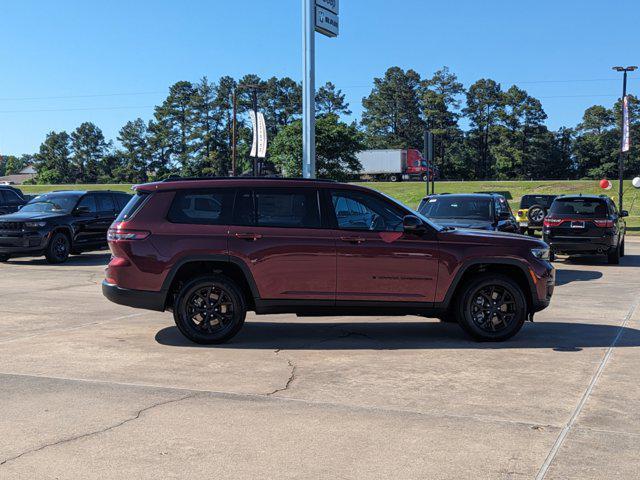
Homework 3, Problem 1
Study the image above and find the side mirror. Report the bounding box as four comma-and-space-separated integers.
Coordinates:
621, 210, 629, 217
74, 205, 91, 215
403, 214, 426, 234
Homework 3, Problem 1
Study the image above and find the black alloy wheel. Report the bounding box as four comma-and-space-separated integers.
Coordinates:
45, 232, 70, 264
174, 275, 246, 344
456, 274, 526, 341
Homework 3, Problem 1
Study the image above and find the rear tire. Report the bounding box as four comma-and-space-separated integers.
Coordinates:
0, 254, 10, 262
549, 251, 556, 262
620, 238, 625, 257
607, 244, 620, 265
455, 274, 527, 342
388, 174, 401, 182
173, 275, 246, 345
45, 232, 70, 264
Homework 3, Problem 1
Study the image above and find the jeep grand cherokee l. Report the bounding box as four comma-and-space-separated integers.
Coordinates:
102, 178, 555, 344
0, 190, 131, 263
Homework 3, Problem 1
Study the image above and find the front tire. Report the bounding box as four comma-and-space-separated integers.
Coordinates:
45, 232, 70, 264
173, 275, 246, 344
455, 274, 527, 342
620, 238, 625, 257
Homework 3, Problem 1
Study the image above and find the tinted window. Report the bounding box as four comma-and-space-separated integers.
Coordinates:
1, 190, 20, 204
115, 192, 149, 222
331, 190, 404, 231
520, 195, 556, 209
419, 196, 492, 220
96, 193, 116, 212
77, 195, 97, 213
114, 193, 132, 211
233, 189, 321, 228
549, 198, 608, 217
167, 189, 234, 225
21, 193, 80, 214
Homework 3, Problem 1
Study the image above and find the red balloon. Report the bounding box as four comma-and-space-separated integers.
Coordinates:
599, 179, 610, 189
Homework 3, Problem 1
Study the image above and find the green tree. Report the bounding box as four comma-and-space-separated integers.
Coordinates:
2, 155, 25, 175
463, 79, 504, 178
116, 118, 150, 183
316, 81, 351, 116
70, 122, 110, 182
361, 67, 424, 149
573, 105, 617, 178
34, 131, 73, 184
271, 114, 364, 181
419, 67, 465, 178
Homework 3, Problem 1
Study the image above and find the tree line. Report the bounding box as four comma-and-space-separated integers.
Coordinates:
1, 67, 637, 183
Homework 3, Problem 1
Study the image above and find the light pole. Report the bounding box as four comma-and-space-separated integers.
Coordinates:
612, 65, 637, 213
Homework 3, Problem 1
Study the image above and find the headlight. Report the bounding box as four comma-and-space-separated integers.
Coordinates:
531, 247, 550, 260
24, 221, 47, 228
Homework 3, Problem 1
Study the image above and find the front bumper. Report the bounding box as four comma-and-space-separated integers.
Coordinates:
102, 280, 166, 312
531, 262, 554, 312
0, 229, 49, 255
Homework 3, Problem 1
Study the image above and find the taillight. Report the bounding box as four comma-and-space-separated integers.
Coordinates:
543, 218, 563, 227
107, 228, 150, 241
593, 219, 614, 228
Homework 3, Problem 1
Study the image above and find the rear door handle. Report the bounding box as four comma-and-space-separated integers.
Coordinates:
340, 236, 366, 244
235, 232, 263, 241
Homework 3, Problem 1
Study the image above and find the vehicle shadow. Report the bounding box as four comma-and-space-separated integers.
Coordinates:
155, 320, 640, 351
6, 252, 110, 267
555, 269, 602, 286
560, 254, 640, 268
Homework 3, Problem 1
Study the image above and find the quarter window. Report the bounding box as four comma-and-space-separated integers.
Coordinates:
167, 189, 234, 225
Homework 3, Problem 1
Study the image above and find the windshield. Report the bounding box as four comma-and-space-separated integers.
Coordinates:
419, 196, 492, 220
21, 193, 79, 214
549, 198, 608, 217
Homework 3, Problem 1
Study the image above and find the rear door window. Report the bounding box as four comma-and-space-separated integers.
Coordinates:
233, 188, 321, 228
167, 189, 235, 225
96, 193, 116, 213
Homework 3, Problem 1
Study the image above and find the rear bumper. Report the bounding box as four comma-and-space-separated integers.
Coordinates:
102, 281, 166, 312
545, 238, 614, 254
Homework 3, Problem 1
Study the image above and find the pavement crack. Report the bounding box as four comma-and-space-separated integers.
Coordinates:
266, 351, 296, 396
0, 393, 198, 467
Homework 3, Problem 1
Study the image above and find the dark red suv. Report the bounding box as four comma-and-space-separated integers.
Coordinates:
102, 178, 555, 344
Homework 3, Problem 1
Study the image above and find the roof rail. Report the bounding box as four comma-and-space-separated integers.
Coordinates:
160, 175, 336, 183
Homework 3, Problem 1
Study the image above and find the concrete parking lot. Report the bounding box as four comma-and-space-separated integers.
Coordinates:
1, 243, 640, 479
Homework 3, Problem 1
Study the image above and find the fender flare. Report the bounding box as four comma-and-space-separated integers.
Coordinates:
159, 254, 260, 300
441, 257, 535, 309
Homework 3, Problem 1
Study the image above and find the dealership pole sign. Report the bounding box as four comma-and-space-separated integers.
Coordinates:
302, 0, 339, 179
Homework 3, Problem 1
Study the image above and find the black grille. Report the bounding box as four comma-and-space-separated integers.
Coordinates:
0, 221, 24, 231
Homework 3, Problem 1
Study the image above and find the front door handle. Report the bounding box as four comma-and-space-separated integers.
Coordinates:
235, 232, 263, 241
340, 236, 366, 244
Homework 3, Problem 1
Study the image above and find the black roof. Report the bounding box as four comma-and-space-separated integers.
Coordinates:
161, 175, 336, 183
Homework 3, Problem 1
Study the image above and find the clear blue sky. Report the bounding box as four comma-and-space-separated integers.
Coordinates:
0, 0, 637, 155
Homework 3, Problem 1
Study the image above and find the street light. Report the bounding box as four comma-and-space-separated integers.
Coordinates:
612, 66, 637, 213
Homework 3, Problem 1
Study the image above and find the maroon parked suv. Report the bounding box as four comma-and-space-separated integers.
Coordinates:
102, 178, 555, 344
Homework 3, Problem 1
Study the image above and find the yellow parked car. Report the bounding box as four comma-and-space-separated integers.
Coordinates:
516, 195, 558, 235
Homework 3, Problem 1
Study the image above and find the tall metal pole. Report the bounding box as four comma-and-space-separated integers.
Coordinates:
423, 131, 430, 196
619, 70, 627, 214
302, 0, 316, 178
231, 89, 237, 176
252, 89, 259, 176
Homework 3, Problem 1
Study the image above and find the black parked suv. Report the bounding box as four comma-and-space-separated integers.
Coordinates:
0, 190, 131, 263
543, 195, 627, 264
417, 193, 519, 232
0, 186, 28, 214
